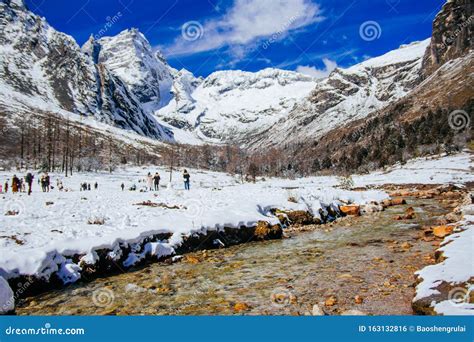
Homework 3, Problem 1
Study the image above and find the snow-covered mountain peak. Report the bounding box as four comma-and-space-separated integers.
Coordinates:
155, 66, 317, 144
347, 39, 430, 72
202, 68, 314, 93
87, 28, 174, 106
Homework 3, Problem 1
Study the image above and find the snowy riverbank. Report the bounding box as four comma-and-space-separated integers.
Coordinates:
413, 203, 474, 315
0, 152, 472, 314
0, 166, 387, 281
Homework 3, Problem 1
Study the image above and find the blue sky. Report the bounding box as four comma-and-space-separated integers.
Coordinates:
24, 0, 445, 77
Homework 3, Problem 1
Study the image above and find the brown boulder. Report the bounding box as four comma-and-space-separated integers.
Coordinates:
390, 198, 407, 206
441, 191, 462, 200
286, 210, 314, 225
432, 225, 454, 238
254, 221, 282, 240
340, 205, 360, 216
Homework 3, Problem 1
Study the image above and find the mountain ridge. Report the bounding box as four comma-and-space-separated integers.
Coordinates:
0, 0, 471, 166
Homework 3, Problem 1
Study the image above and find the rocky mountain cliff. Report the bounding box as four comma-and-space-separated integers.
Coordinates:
422, 0, 472, 77
82, 29, 175, 107
0, 0, 173, 141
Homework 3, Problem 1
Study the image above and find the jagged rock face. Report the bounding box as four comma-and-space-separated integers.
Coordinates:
156, 68, 316, 143
94, 64, 173, 139
0, 0, 98, 113
156, 69, 202, 130
83, 29, 174, 106
422, 0, 473, 77
0, 0, 173, 141
250, 40, 430, 149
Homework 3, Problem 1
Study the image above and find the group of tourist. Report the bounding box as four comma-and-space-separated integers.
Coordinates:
0, 169, 193, 195
122, 169, 192, 191
0, 172, 50, 195
80, 182, 98, 191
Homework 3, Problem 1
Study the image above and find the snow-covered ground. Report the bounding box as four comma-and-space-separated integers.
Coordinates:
414, 204, 474, 315
0, 165, 387, 282
0, 152, 472, 313
262, 152, 474, 189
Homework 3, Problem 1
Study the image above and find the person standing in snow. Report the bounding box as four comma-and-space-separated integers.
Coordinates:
121, 183, 125, 191
183, 170, 190, 190
153, 172, 161, 191
4, 181, 8, 193
44, 173, 50, 192
11, 175, 20, 193
146, 172, 153, 191
94, 182, 98, 190
25, 172, 34, 195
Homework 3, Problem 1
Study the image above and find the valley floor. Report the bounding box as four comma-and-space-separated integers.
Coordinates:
0, 152, 473, 315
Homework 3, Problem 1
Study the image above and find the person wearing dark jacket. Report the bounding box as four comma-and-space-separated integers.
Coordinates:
153, 172, 161, 191
183, 170, 190, 190
25, 172, 34, 195
11, 175, 20, 193
44, 173, 50, 192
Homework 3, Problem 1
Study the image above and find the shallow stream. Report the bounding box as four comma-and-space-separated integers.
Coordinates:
17, 198, 449, 316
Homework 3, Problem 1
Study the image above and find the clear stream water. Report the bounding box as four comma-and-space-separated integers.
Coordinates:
17, 199, 449, 316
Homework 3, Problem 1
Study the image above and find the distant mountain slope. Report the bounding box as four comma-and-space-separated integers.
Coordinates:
155, 40, 432, 148
249, 39, 430, 149
269, 0, 473, 173
155, 68, 316, 144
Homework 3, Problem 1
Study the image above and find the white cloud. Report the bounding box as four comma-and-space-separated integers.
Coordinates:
164, 0, 323, 57
296, 58, 337, 79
